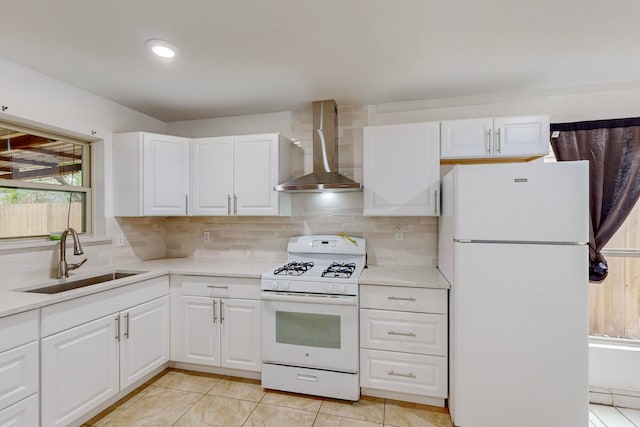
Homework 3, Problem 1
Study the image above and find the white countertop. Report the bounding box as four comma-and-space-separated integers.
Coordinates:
359, 265, 450, 289
0, 258, 448, 318
0, 258, 284, 318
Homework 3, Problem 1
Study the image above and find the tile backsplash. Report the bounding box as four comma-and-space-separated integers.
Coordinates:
162, 192, 438, 266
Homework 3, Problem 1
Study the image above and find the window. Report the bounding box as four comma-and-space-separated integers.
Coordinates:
0, 123, 91, 239
590, 201, 640, 340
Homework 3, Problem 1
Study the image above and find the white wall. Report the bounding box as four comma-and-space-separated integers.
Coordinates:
0, 57, 167, 284
0, 57, 166, 226
166, 111, 292, 138
368, 85, 640, 125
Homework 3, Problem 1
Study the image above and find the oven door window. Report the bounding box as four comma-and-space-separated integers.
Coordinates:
276, 311, 341, 349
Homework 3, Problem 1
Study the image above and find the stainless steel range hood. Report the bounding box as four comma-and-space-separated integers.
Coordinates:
275, 99, 362, 192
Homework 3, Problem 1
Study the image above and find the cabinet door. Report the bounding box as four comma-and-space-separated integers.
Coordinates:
190, 137, 234, 216
220, 298, 261, 371
233, 134, 279, 216
142, 133, 190, 216
120, 296, 170, 389
179, 296, 220, 366
440, 118, 493, 159
41, 314, 119, 427
494, 115, 549, 158
364, 122, 440, 216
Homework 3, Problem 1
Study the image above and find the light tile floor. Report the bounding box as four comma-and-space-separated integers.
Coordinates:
83, 369, 454, 427
590, 404, 640, 426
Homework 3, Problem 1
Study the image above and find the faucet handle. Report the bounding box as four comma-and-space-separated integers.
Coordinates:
68, 258, 88, 271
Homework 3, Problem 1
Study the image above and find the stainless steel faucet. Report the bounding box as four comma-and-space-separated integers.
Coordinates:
57, 228, 88, 278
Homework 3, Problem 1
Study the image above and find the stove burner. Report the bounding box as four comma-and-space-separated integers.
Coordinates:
274, 261, 315, 276
322, 262, 356, 278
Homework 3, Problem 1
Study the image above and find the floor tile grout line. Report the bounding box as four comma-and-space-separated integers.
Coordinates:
241, 397, 262, 427
170, 392, 207, 427
616, 406, 639, 427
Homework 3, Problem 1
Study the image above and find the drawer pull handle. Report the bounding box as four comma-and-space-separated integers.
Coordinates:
388, 296, 416, 302
388, 371, 416, 378
207, 285, 229, 289
296, 374, 318, 382
388, 331, 416, 337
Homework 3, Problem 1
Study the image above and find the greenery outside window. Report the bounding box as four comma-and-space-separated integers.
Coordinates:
0, 123, 91, 239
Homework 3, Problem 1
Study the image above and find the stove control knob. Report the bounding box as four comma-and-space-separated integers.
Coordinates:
281, 281, 290, 291
271, 281, 278, 290
337, 284, 346, 293
325, 283, 335, 293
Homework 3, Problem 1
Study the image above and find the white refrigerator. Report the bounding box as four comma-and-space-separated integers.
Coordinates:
438, 161, 589, 427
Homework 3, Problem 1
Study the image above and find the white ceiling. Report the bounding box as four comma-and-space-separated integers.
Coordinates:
1, 0, 639, 122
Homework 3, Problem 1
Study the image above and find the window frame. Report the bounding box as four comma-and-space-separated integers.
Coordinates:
0, 121, 92, 241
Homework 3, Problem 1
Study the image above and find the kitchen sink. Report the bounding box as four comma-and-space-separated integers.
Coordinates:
24, 271, 144, 294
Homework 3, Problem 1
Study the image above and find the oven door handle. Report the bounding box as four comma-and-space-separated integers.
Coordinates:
260, 292, 357, 306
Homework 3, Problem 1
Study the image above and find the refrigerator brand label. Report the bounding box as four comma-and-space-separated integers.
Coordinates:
514, 178, 528, 183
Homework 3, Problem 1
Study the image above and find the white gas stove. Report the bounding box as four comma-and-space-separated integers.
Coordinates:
260, 235, 366, 401
260, 235, 366, 295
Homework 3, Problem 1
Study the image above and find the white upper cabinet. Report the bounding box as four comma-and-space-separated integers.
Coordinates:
440, 118, 493, 159
115, 132, 292, 217
190, 137, 234, 216
364, 122, 440, 216
440, 115, 549, 160
233, 134, 289, 216
191, 133, 291, 216
113, 132, 190, 216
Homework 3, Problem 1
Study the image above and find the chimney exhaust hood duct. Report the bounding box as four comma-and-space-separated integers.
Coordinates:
274, 99, 362, 192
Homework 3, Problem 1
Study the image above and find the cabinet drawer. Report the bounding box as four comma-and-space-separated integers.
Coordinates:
177, 275, 260, 299
360, 309, 446, 356
0, 341, 38, 411
360, 348, 447, 398
0, 310, 38, 353
360, 285, 447, 314
0, 393, 38, 427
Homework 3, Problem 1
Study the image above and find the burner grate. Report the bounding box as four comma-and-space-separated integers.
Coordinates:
274, 261, 315, 276
322, 262, 356, 278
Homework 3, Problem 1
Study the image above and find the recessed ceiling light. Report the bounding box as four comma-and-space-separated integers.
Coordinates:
146, 39, 178, 59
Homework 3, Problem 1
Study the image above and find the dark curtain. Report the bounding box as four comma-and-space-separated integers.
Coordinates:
550, 117, 640, 283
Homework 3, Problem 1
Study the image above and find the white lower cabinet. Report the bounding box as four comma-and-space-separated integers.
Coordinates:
180, 295, 221, 366
173, 275, 261, 372
41, 314, 120, 427
360, 285, 448, 403
120, 296, 170, 389
220, 298, 261, 371
0, 393, 39, 427
40, 277, 170, 427
0, 310, 39, 426
360, 348, 447, 396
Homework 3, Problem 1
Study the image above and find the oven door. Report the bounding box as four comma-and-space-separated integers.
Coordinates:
261, 292, 359, 373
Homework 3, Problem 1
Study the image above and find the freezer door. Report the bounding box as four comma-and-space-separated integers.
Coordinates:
449, 242, 588, 427
453, 161, 588, 242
